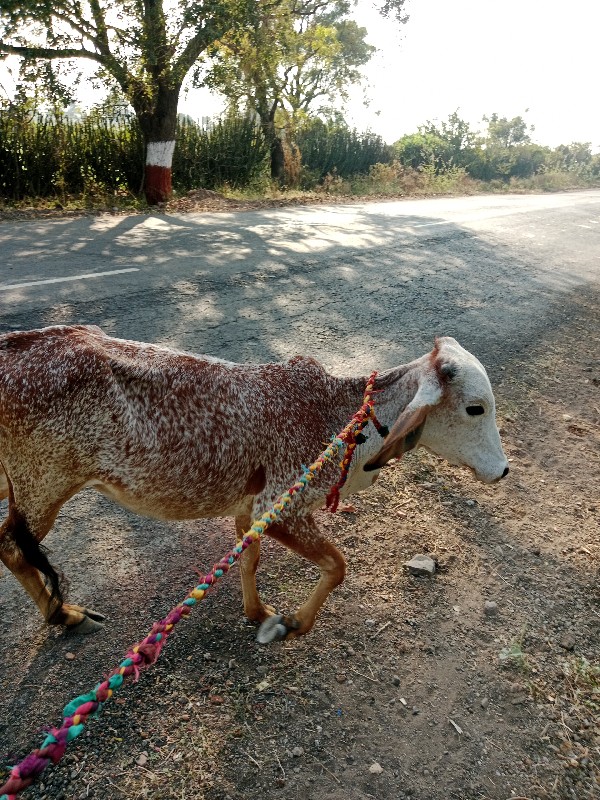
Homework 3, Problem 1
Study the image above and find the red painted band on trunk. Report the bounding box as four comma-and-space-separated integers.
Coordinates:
145, 165, 172, 205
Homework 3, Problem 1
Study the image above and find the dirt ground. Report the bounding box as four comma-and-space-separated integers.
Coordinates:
0, 187, 361, 223
0, 292, 599, 800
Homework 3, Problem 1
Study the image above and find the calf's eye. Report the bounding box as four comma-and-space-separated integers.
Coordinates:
466, 405, 485, 416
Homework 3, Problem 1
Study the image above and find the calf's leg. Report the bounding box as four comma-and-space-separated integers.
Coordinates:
235, 515, 276, 623
259, 514, 346, 640
0, 488, 104, 633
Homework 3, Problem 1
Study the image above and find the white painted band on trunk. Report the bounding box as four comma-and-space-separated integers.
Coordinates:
146, 140, 176, 167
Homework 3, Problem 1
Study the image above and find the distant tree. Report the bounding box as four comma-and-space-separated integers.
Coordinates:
0, 0, 252, 203
204, 0, 383, 181
484, 113, 533, 147
550, 142, 594, 173
418, 111, 482, 170
393, 131, 452, 172
203, 0, 409, 183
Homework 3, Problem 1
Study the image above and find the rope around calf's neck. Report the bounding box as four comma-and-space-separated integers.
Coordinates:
0, 371, 382, 800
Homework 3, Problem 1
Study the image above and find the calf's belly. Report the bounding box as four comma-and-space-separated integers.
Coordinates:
89, 478, 253, 522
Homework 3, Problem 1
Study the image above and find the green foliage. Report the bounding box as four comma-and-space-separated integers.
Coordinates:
203, 0, 378, 180
0, 108, 268, 199
466, 142, 551, 181
309, 160, 477, 197
547, 142, 598, 175
173, 115, 269, 190
205, 0, 390, 120
0, 106, 143, 200
419, 111, 482, 167
393, 132, 453, 173
395, 111, 600, 185
296, 118, 392, 180
507, 170, 597, 193
0, 0, 255, 144
484, 113, 533, 147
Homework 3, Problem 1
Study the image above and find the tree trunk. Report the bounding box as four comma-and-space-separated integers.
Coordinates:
145, 141, 176, 204
270, 135, 285, 182
137, 85, 180, 205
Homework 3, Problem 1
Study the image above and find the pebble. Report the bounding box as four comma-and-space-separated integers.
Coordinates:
135, 752, 148, 767
64, 652, 76, 661
392, 675, 401, 686
404, 555, 436, 576
483, 601, 498, 616
559, 634, 576, 651
369, 762, 384, 775
292, 746, 304, 757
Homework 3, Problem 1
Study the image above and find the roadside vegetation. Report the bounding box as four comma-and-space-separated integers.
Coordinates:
0, 104, 598, 214
1, 0, 597, 209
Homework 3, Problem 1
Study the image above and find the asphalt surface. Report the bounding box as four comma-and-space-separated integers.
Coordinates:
1, 190, 599, 375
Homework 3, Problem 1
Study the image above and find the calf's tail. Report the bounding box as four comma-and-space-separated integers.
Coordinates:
11, 509, 66, 618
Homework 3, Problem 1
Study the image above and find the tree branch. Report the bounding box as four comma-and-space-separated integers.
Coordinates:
0, 42, 102, 63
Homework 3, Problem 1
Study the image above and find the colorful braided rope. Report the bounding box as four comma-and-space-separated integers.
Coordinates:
325, 372, 388, 513
0, 373, 380, 800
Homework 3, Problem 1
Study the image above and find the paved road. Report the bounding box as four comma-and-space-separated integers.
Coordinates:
1, 190, 599, 374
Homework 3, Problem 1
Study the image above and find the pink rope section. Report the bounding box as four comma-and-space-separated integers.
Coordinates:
0, 537, 263, 800
0, 541, 250, 800
0, 372, 380, 800
325, 371, 387, 513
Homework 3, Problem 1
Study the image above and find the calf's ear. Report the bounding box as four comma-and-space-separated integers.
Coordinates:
364, 373, 443, 472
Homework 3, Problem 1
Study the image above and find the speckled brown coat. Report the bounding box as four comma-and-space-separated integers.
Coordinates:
0, 325, 508, 638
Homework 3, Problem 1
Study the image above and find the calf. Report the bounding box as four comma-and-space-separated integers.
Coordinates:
0, 325, 508, 637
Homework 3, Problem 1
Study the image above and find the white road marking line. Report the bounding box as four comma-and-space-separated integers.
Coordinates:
0, 268, 140, 292
411, 220, 454, 228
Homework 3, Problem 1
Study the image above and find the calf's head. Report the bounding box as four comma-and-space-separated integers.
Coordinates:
365, 337, 509, 484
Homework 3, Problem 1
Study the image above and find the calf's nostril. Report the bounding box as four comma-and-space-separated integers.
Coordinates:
502, 466, 510, 478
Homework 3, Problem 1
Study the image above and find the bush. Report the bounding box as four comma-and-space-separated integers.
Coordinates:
316, 160, 479, 197
393, 132, 452, 173
466, 143, 551, 181
0, 108, 268, 200
0, 108, 143, 200
173, 115, 268, 190
296, 119, 393, 180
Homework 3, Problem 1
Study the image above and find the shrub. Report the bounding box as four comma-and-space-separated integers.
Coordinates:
393, 132, 452, 173
173, 115, 268, 190
296, 119, 393, 179
0, 108, 268, 200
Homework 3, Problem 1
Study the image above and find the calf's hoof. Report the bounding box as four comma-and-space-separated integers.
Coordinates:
80, 607, 106, 622
256, 614, 300, 644
66, 614, 105, 635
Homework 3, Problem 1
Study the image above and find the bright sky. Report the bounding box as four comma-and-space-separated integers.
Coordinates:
342, 0, 600, 149
179, 0, 599, 149
2, 0, 598, 150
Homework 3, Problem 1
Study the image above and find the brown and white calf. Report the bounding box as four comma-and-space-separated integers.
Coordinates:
0, 325, 509, 638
